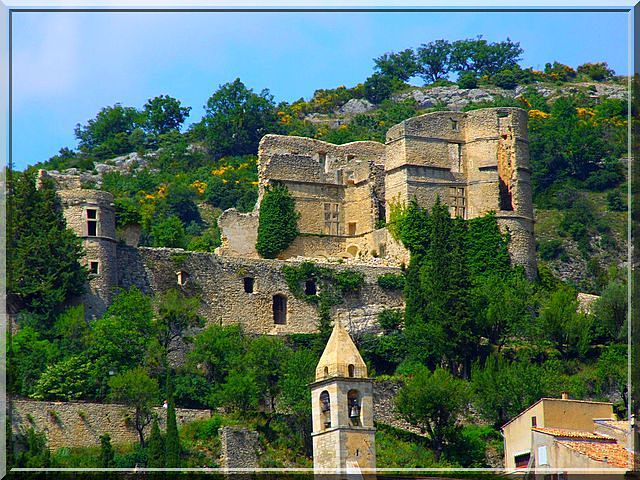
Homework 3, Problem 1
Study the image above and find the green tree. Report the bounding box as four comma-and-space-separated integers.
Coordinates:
31, 355, 94, 401
471, 356, 561, 428
449, 37, 523, 76
373, 49, 419, 82
592, 280, 627, 342
7, 172, 87, 325
195, 78, 280, 158
9, 326, 58, 396
256, 185, 299, 258
87, 288, 155, 398
146, 416, 165, 468
150, 215, 187, 248
74, 103, 143, 157
396, 367, 470, 461
537, 287, 593, 359
15, 428, 51, 468
187, 324, 245, 385
109, 367, 160, 447
155, 289, 203, 358
217, 369, 260, 412
363, 73, 396, 104
577, 62, 615, 81
245, 336, 290, 411
596, 345, 627, 411
99, 433, 115, 468
416, 40, 452, 83
142, 95, 191, 137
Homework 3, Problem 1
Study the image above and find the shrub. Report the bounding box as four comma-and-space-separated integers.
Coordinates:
491, 69, 518, 90
577, 62, 615, 81
256, 185, 299, 258
538, 239, 565, 261
607, 191, 626, 212
377, 309, 403, 332
377, 273, 406, 290
457, 71, 477, 89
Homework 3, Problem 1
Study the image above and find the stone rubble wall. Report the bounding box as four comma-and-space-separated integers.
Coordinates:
117, 246, 404, 335
219, 426, 260, 469
10, 398, 211, 450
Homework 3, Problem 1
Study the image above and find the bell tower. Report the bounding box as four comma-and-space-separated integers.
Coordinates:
310, 320, 376, 476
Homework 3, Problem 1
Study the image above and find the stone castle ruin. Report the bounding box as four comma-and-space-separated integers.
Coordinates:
220, 107, 536, 277
40, 107, 536, 335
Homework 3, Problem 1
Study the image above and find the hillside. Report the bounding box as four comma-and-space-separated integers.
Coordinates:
9, 38, 630, 471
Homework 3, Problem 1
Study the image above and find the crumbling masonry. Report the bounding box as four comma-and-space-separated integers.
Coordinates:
41, 107, 536, 334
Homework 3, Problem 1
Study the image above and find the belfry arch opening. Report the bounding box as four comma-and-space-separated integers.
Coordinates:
347, 389, 361, 426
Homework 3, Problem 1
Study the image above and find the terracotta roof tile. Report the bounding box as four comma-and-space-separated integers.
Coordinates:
532, 427, 612, 440
558, 441, 634, 469
597, 420, 631, 432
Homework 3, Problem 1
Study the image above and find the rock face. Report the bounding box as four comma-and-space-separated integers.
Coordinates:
392, 82, 628, 111
339, 98, 375, 114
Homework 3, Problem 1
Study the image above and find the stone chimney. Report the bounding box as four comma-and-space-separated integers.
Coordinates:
561, 391, 569, 400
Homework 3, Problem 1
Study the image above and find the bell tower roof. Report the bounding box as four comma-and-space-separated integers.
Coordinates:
315, 320, 367, 381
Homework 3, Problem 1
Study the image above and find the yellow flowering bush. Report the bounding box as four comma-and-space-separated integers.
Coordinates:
528, 109, 550, 119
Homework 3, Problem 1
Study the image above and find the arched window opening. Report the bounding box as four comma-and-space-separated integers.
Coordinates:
348, 364, 355, 377
320, 390, 331, 429
323, 366, 329, 378
347, 389, 361, 426
273, 294, 287, 325
305, 279, 317, 295
177, 270, 189, 287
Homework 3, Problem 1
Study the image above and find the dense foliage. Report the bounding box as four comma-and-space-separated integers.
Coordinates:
256, 185, 299, 258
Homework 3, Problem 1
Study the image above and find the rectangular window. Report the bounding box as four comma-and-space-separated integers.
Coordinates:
243, 277, 254, 293
531, 416, 537, 427
86, 208, 98, 237
449, 187, 466, 219
89, 261, 99, 275
449, 143, 463, 173
348, 222, 357, 236
273, 295, 287, 324
324, 203, 340, 235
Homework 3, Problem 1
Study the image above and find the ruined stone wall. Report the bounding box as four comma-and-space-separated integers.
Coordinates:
217, 209, 260, 258
10, 398, 211, 450
219, 427, 259, 469
117, 247, 404, 335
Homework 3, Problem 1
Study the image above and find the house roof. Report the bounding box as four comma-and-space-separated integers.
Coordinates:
532, 427, 613, 441
501, 398, 614, 430
558, 441, 634, 469
594, 420, 631, 432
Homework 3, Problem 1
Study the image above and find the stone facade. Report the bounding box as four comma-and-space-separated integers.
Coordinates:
221, 107, 536, 277
10, 398, 211, 450
117, 247, 403, 335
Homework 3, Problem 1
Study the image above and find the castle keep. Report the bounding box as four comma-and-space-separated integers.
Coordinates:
221, 107, 537, 277
42, 106, 536, 333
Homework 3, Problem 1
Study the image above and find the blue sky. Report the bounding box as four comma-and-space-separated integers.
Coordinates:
12, 10, 629, 169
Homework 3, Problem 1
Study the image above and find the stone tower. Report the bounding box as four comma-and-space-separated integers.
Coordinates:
384, 107, 536, 278
310, 320, 376, 476
38, 171, 118, 318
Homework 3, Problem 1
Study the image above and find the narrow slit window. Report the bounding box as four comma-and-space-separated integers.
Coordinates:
305, 279, 317, 296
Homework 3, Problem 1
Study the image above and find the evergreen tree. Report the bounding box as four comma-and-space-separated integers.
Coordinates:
7, 172, 87, 326
164, 375, 181, 468
99, 433, 115, 468
146, 417, 165, 468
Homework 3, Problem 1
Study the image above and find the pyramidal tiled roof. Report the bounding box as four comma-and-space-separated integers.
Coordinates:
315, 320, 367, 381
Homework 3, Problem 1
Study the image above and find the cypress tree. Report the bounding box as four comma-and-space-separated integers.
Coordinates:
146, 417, 164, 468
99, 433, 115, 468
164, 375, 181, 468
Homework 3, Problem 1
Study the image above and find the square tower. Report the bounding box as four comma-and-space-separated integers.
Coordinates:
310, 321, 376, 477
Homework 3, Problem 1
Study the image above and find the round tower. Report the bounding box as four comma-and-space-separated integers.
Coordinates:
56, 184, 117, 318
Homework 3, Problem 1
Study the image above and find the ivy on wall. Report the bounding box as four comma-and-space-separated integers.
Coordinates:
282, 261, 364, 339
256, 185, 299, 259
